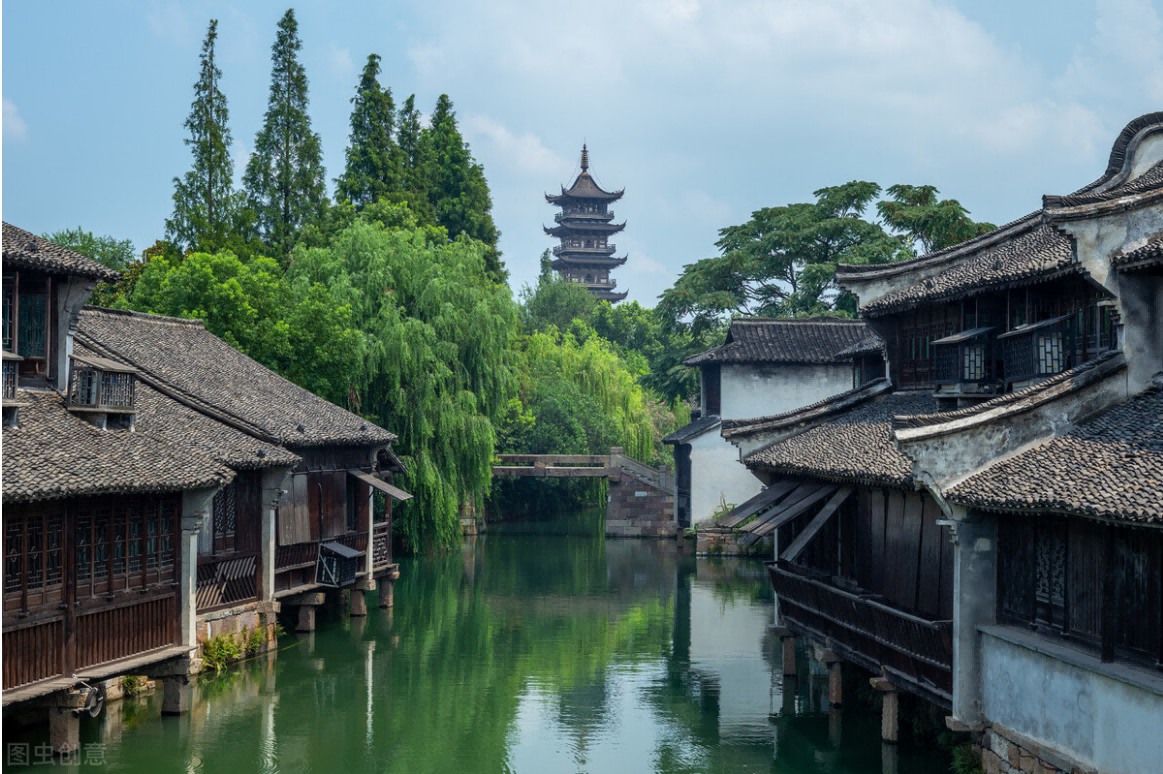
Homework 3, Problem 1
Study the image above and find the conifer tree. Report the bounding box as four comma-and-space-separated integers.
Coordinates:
424, 94, 504, 279
335, 54, 400, 209
166, 19, 236, 254
393, 94, 437, 225
242, 9, 327, 258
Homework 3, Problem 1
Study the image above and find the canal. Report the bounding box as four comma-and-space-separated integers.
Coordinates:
5, 516, 953, 773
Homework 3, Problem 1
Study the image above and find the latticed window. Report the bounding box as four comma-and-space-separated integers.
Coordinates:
74, 496, 178, 598
67, 354, 137, 411
212, 482, 238, 554
2, 355, 17, 402
2, 280, 13, 351
3, 506, 65, 614
932, 327, 995, 387
1000, 314, 1074, 385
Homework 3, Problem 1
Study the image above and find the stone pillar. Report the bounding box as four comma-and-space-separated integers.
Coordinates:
260, 468, 291, 603
871, 678, 898, 743
180, 488, 218, 648
780, 676, 796, 716
829, 706, 843, 748
380, 567, 399, 608
161, 676, 191, 716
948, 510, 997, 726
782, 637, 797, 677
49, 707, 80, 754
351, 589, 368, 617
297, 604, 316, 633
827, 660, 843, 707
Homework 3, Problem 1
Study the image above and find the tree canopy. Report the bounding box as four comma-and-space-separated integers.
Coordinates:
335, 54, 400, 210
877, 184, 996, 254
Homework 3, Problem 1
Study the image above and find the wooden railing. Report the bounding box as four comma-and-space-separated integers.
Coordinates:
372, 522, 391, 570
196, 553, 258, 613
334, 532, 368, 554
2, 619, 62, 689
275, 542, 317, 572
74, 595, 176, 672
767, 563, 953, 704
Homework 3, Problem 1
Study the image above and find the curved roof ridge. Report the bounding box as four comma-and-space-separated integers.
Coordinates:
81, 306, 206, 328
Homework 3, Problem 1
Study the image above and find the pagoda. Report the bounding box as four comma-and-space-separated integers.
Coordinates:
544, 145, 628, 303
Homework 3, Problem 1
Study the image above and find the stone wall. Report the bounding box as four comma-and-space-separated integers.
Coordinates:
605, 467, 676, 537
977, 723, 1097, 774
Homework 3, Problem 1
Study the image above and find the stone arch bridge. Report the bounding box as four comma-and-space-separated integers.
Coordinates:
493, 448, 678, 537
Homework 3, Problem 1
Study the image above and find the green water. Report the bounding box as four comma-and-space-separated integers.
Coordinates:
5, 518, 951, 773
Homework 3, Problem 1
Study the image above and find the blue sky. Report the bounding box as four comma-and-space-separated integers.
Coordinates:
4, 1, 1162, 305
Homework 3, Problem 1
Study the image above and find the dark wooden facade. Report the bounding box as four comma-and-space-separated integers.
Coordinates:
997, 514, 1162, 669
764, 480, 955, 704
885, 276, 1115, 396
4, 494, 181, 691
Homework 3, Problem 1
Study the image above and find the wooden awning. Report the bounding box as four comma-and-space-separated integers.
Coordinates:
70, 352, 140, 373
716, 481, 797, 528
348, 470, 413, 501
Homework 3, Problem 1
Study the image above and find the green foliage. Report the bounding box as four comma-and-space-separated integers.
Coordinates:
243, 626, 267, 656
42, 226, 136, 272
951, 743, 983, 774
202, 633, 244, 673
242, 9, 328, 259
129, 249, 363, 406
166, 19, 238, 254
519, 253, 600, 334
289, 215, 518, 549
335, 54, 400, 209
119, 675, 150, 697
878, 184, 995, 255
659, 181, 910, 330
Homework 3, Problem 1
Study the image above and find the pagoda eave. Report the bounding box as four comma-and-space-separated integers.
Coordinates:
593, 290, 629, 303
545, 189, 625, 205
543, 222, 626, 238
551, 255, 628, 270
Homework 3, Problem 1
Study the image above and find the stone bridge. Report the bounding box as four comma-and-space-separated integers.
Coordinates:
493, 448, 678, 537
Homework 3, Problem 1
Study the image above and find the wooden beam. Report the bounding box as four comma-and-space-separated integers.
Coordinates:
717, 481, 797, 528
780, 487, 854, 563
740, 485, 837, 546
738, 484, 821, 533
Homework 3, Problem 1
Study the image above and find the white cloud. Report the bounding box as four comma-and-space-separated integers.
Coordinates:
4, 99, 28, 142
147, 1, 192, 46
330, 44, 355, 80
464, 115, 569, 178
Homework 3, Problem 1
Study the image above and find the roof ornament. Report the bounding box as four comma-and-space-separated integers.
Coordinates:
26, 240, 38, 253
296, 423, 306, 433
580, 143, 589, 172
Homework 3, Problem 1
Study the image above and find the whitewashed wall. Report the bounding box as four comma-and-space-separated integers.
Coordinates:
719, 364, 853, 420
687, 426, 762, 525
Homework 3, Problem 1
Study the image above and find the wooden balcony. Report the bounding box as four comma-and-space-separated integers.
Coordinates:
767, 562, 953, 707
196, 553, 259, 613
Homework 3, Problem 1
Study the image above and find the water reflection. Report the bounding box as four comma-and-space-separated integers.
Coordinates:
4, 523, 950, 773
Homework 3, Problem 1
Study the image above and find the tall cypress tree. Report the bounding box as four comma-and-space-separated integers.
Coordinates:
166, 19, 236, 254
336, 54, 399, 209
242, 9, 327, 258
392, 94, 437, 225
424, 94, 504, 279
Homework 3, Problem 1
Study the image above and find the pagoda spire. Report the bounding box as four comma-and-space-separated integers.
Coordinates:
542, 144, 628, 303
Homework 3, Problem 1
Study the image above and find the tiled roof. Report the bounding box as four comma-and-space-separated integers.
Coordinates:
947, 386, 1163, 524
1112, 237, 1163, 272
662, 414, 720, 444
721, 378, 891, 440
72, 340, 299, 471
743, 390, 939, 488
1042, 160, 1163, 209
546, 171, 624, 203
2, 223, 121, 283
684, 318, 872, 366
2, 389, 233, 503
860, 222, 1075, 317
76, 307, 396, 448
835, 331, 886, 358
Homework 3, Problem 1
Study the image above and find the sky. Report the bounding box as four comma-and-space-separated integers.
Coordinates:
3, 0, 1163, 306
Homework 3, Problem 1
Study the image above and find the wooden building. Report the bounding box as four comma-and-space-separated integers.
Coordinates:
717, 113, 1163, 773
544, 145, 629, 302
4, 224, 408, 750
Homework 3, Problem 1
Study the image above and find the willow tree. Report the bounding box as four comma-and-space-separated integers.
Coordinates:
167, 19, 237, 253
289, 208, 518, 548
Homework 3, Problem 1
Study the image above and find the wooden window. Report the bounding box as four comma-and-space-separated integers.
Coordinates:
703, 365, 721, 416
346, 475, 360, 533
4, 504, 66, 615
212, 483, 238, 554
2, 278, 14, 351
73, 496, 178, 599
998, 515, 1162, 666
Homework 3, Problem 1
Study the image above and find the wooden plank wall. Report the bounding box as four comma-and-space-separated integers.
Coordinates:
855, 486, 952, 619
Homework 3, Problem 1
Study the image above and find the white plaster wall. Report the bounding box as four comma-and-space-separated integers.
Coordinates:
981, 633, 1163, 774
688, 429, 762, 525
720, 364, 852, 421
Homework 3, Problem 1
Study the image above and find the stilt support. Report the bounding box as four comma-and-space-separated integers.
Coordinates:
379, 579, 395, 609
49, 707, 80, 754
822, 650, 842, 706
870, 677, 898, 743
161, 675, 191, 716
350, 589, 368, 617
781, 637, 797, 677
297, 604, 316, 633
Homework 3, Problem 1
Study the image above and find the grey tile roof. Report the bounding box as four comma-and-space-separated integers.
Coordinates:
743, 390, 938, 488
684, 317, 872, 366
2, 223, 121, 283
662, 414, 721, 445
859, 222, 1075, 317
72, 340, 299, 471
835, 331, 886, 358
721, 378, 891, 440
76, 307, 396, 448
1112, 237, 1163, 272
2, 389, 234, 503
545, 171, 624, 203
947, 386, 1163, 524
1042, 160, 1163, 209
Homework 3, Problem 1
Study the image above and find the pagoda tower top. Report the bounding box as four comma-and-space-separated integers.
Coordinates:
543, 145, 628, 303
